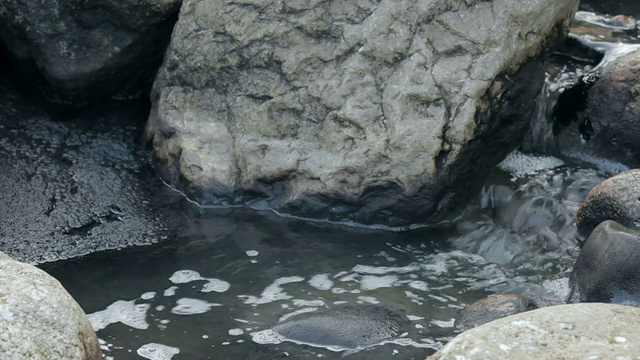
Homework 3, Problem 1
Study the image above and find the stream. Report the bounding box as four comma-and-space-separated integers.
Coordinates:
0, 2, 636, 360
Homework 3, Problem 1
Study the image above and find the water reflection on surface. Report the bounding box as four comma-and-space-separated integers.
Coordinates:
41, 153, 613, 360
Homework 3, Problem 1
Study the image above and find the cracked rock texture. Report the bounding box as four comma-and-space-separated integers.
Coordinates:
429, 303, 640, 359
0, 0, 181, 101
147, 0, 579, 226
0, 251, 101, 359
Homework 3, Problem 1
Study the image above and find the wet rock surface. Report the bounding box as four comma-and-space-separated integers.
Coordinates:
0, 81, 183, 264
430, 303, 640, 359
576, 169, 640, 237
455, 294, 537, 332
569, 220, 640, 305
0, 0, 181, 101
147, 0, 578, 226
0, 251, 102, 359
579, 49, 640, 166
272, 305, 408, 350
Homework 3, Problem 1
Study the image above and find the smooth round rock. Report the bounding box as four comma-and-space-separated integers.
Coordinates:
569, 220, 640, 304
272, 305, 407, 349
456, 294, 537, 332
429, 303, 640, 359
0, 251, 101, 359
576, 169, 640, 237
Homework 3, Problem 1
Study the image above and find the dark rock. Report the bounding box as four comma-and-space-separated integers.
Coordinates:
272, 305, 407, 350
0, 79, 182, 264
580, 48, 640, 166
576, 169, 640, 237
456, 294, 537, 332
146, 0, 578, 226
0, 0, 181, 102
569, 220, 640, 305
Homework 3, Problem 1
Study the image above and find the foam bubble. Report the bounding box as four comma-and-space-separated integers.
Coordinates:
251, 329, 284, 345
360, 275, 398, 290
228, 328, 244, 336
240, 276, 305, 305
201, 279, 231, 293
88, 300, 150, 331
141, 292, 156, 300
357, 296, 380, 304
497, 150, 565, 176
431, 319, 455, 328
137, 343, 180, 360
246, 250, 259, 257
169, 270, 202, 284
171, 298, 221, 315
163, 286, 178, 297
308, 274, 334, 291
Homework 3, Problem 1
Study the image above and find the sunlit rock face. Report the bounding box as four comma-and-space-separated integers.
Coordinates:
0, 251, 102, 360
147, 0, 579, 226
0, 0, 181, 101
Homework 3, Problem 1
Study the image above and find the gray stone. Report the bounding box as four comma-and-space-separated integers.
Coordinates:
0, 0, 181, 101
272, 305, 407, 349
569, 220, 640, 305
576, 169, 640, 237
456, 294, 537, 332
429, 303, 640, 359
146, 0, 579, 226
0, 251, 101, 359
580, 48, 640, 166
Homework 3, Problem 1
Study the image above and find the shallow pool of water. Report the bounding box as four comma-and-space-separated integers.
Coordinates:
41, 153, 613, 360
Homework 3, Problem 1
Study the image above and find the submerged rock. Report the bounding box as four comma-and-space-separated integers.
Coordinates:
456, 294, 537, 332
569, 220, 640, 305
0, 0, 181, 101
576, 169, 640, 237
0, 251, 101, 359
146, 0, 578, 226
272, 305, 407, 350
430, 303, 640, 359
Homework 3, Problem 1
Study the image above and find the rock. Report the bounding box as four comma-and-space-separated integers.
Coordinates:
0, 251, 101, 359
579, 48, 640, 166
0, 0, 181, 101
272, 305, 407, 349
456, 294, 537, 332
568, 220, 640, 304
576, 169, 640, 237
429, 303, 640, 359
146, 0, 578, 226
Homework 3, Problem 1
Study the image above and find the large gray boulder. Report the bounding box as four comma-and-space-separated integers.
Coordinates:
146, 0, 578, 226
430, 303, 640, 359
0, 251, 101, 359
0, 0, 181, 101
569, 220, 640, 305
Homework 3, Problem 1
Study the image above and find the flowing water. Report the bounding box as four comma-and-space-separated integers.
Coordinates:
28, 6, 640, 360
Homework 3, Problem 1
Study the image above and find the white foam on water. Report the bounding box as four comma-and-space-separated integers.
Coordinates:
137, 343, 180, 360
228, 328, 244, 336
407, 315, 425, 321
240, 276, 305, 305
279, 307, 319, 322
408, 280, 429, 292
155, 305, 165, 311
497, 150, 565, 177
250, 329, 284, 345
168, 269, 231, 293
201, 279, 231, 293
352, 264, 418, 275
246, 250, 259, 257
88, 300, 150, 331
140, 292, 156, 300
308, 273, 334, 291
357, 296, 380, 304
360, 275, 399, 290
431, 319, 455, 328
169, 270, 202, 284
163, 286, 178, 297
292, 299, 325, 307
171, 298, 221, 315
